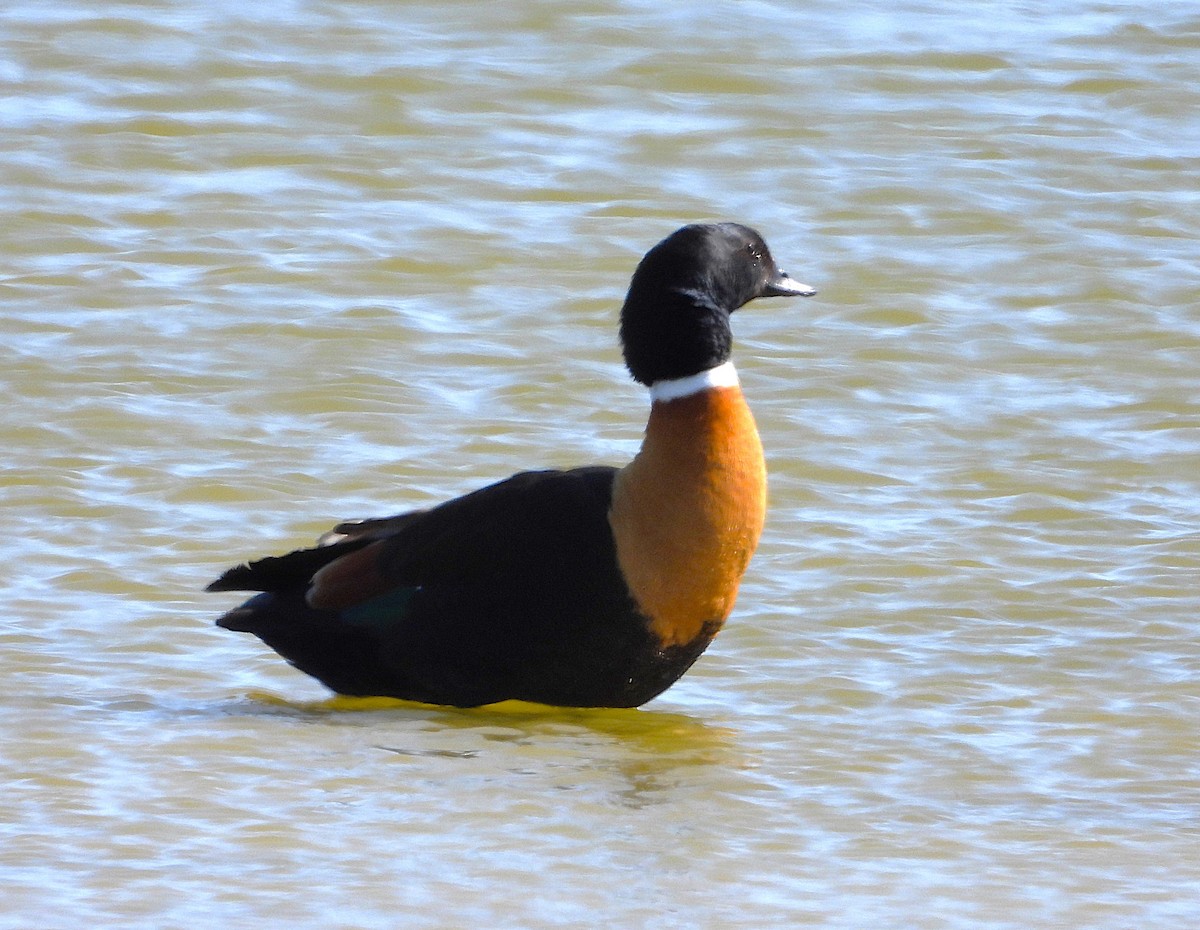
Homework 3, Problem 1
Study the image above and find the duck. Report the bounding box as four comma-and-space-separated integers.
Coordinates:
207, 222, 816, 707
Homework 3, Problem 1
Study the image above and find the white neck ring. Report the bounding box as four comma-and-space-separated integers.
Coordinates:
648, 361, 739, 403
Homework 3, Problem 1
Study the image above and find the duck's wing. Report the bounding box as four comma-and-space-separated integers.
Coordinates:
206, 536, 371, 594
304, 465, 620, 611
207, 466, 624, 704
315, 511, 429, 546
206, 465, 619, 605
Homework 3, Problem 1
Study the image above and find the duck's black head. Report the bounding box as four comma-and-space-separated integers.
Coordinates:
619, 223, 816, 386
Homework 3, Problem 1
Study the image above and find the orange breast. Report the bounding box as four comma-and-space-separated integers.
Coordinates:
608, 386, 767, 647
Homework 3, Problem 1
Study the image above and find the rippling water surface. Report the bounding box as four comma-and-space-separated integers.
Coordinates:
3, 2, 1198, 927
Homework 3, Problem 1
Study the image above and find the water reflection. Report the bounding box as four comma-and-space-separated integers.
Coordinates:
205, 691, 744, 807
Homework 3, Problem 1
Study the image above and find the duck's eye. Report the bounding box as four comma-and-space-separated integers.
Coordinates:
746, 244, 762, 263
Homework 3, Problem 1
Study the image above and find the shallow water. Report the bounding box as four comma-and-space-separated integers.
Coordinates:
3, 2, 1199, 927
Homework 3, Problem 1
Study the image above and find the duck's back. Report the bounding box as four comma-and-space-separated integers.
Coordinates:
212, 465, 712, 707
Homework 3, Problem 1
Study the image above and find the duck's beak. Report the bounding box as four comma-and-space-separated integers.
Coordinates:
763, 270, 817, 298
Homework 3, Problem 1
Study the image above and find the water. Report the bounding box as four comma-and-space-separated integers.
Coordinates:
3, 1, 1199, 927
